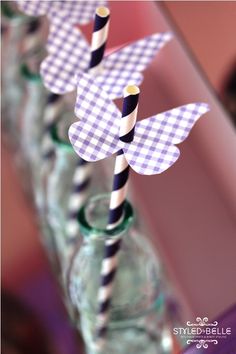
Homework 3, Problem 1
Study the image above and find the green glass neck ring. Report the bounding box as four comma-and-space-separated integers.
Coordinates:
50, 122, 74, 153
78, 194, 134, 240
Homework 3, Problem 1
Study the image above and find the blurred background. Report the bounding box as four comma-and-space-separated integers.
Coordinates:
1, 1, 236, 354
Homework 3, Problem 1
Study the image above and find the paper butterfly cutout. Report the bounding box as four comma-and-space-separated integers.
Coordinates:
15, 1, 106, 79
16, 0, 172, 98
41, 31, 172, 98
16, 1, 106, 24
69, 74, 210, 175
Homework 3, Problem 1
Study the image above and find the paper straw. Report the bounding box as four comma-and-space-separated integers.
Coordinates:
66, 158, 93, 238
23, 18, 41, 55
41, 93, 63, 162
89, 6, 110, 74
66, 6, 110, 239
95, 85, 140, 350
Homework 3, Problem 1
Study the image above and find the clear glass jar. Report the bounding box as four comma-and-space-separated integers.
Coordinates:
68, 194, 182, 354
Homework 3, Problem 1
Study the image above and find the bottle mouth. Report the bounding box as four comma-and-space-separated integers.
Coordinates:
78, 194, 134, 239
1, 2, 29, 22
20, 62, 41, 82
50, 119, 74, 153
20, 47, 46, 81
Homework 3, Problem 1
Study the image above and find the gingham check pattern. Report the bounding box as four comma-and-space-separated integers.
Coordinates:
16, 0, 53, 17
97, 32, 172, 98
16, 1, 106, 24
41, 31, 171, 95
41, 21, 90, 93
70, 74, 121, 160
69, 74, 209, 175
16, 1, 106, 93
17, 2, 171, 96
123, 103, 209, 174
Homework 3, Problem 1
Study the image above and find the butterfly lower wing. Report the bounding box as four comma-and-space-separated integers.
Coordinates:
40, 23, 90, 94
69, 73, 121, 161
100, 32, 172, 99
124, 103, 209, 175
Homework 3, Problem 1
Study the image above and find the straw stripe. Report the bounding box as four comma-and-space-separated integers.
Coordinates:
66, 7, 110, 240
95, 86, 139, 349
66, 159, 92, 239
41, 93, 63, 161
89, 7, 110, 72
23, 18, 42, 54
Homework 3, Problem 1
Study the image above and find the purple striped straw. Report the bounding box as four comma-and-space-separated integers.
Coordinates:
95, 85, 140, 350
66, 6, 110, 240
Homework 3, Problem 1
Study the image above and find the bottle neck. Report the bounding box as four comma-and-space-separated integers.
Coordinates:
50, 120, 77, 174
78, 194, 134, 242
20, 47, 46, 81
51, 122, 74, 151
1, 2, 28, 24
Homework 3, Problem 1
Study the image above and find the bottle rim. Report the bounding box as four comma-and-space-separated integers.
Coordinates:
20, 62, 41, 82
78, 194, 134, 238
1, 2, 30, 23
50, 122, 74, 153
20, 47, 46, 82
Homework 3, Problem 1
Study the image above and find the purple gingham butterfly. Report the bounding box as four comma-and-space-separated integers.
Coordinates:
69, 74, 210, 175
16, 1, 172, 98
16, 1, 106, 24
15, 1, 106, 77
40, 31, 172, 97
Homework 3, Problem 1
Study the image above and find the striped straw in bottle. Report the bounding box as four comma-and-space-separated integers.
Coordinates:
89, 6, 110, 75
23, 18, 42, 55
95, 85, 140, 350
41, 93, 63, 163
66, 7, 110, 240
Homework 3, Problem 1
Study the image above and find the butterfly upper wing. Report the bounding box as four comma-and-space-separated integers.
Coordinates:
52, 0, 107, 25
123, 103, 209, 175
99, 32, 172, 99
16, 0, 107, 23
19, 0, 106, 94
16, 0, 52, 16
69, 73, 121, 161
40, 23, 90, 94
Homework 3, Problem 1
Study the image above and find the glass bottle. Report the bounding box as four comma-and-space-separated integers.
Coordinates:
68, 194, 183, 354
47, 119, 113, 278
19, 49, 47, 196
1, 2, 30, 145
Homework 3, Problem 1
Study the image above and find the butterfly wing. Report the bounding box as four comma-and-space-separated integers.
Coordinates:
99, 32, 172, 99
123, 103, 209, 175
95, 69, 143, 100
19, 0, 106, 94
69, 73, 121, 161
52, 0, 107, 25
40, 23, 90, 94
16, 0, 106, 23
16, 0, 52, 16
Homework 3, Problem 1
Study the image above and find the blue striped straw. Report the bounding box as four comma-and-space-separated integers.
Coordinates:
66, 7, 110, 240
95, 85, 140, 350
